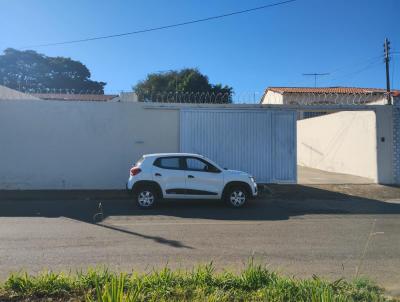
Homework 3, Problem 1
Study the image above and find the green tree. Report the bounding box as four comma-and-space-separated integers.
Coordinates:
134, 68, 233, 103
0, 48, 106, 93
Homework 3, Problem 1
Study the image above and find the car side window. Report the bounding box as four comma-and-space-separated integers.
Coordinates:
185, 157, 220, 173
186, 158, 207, 171
154, 157, 181, 170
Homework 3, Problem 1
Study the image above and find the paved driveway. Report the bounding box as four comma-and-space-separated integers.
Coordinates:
0, 185, 399, 295
298, 166, 374, 184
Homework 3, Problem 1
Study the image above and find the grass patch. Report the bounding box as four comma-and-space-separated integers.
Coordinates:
0, 262, 397, 302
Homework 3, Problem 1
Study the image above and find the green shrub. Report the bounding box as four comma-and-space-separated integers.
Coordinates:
1, 263, 396, 302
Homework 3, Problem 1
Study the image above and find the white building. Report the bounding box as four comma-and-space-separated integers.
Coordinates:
261, 87, 399, 119
261, 87, 397, 105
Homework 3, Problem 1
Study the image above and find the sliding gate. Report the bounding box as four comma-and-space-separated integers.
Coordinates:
180, 109, 297, 183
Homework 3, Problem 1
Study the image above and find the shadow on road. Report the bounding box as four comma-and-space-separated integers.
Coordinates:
1, 185, 400, 222
96, 222, 194, 249
1, 184, 399, 247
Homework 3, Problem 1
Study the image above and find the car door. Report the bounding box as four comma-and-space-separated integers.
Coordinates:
183, 157, 224, 199
152, 156, 186, 198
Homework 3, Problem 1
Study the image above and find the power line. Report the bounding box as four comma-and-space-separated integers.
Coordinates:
328, 57, 383, 85
22, 0, 297, 48
328, 54, 384, 75
314, 54, 383, 86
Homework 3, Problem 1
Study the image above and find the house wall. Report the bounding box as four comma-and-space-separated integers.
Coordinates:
0, 85, 41, 100
283, 93, 386, 105
0, 100, 180, 189
261, 91, 284, 104
1, 99, 396, 189
375, 106, 394, 184
297, 111, 378, 181
0, 99, 301, 189
261, 92, 387, 105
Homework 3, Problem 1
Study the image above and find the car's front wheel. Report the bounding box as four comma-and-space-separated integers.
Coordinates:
135, 186, 157, 209
225, 186, 248, 208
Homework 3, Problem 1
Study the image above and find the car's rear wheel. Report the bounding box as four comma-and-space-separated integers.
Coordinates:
135, 186, 157, 208
225, 186, 248, 208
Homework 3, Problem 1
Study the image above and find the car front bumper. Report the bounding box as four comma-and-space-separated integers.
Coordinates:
253, 185, 258, 196
249, 177, 258, 197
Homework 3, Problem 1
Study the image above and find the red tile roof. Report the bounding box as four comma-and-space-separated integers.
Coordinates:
266, 87, 400, 95
31, 93, 118, 102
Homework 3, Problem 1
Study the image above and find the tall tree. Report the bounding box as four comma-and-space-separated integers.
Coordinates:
134, 68, 233, 103
0, 48, 106, 93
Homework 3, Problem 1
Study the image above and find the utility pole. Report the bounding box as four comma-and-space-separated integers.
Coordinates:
302, 73, 330, 87
384, 38, 391, 105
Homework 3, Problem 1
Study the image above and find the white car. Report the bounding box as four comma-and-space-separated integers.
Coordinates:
126, 153, 257, 208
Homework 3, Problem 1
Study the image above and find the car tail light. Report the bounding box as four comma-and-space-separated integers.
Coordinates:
130, 166, 141, 176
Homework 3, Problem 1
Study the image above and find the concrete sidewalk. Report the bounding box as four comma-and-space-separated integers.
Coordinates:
298, 166, 375, 184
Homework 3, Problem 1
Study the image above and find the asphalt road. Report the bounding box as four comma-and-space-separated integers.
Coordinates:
1, 185, 399, 295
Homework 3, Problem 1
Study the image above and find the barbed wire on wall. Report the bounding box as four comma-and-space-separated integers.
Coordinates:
11, 87, 397, 105
16, 87, 107, 95
134, 91, 264, 104
134, 91, 394, 105
14, 87, 264, 104
278, 92, 392, 106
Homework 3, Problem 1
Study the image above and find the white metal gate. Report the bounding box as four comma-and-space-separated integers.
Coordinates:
180, 109, 297, 183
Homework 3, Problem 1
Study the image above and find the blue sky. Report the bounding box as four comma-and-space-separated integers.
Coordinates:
0, 0, 399, 94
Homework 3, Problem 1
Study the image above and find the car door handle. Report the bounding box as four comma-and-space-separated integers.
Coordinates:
155, 173, 162, 177
188, 175, 195, 178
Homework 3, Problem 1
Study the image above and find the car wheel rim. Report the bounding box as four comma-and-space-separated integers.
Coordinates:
230, 190, 246, 207
138, 190, 154, 207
